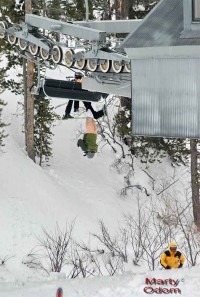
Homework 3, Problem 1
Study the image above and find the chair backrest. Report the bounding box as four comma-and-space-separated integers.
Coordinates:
38, 78, 108, 102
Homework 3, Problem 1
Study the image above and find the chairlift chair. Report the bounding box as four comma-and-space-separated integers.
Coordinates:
31, 59, 108, 102
34, 77, 108, 102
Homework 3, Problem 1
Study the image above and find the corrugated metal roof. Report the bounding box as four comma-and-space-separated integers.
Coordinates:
121, 0, 200, 48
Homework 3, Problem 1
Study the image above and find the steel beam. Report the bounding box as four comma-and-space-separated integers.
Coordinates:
25, 14, 106, 42
73, 19, 143, 34
74, 49, 130, 62
83, 76, 131, 97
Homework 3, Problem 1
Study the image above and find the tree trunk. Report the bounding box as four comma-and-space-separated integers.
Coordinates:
39, 128, 43, 166
26, 60, 35, 161
25, 0, 35, 162
190, 139, 200, 230
119, 0, 130, 19
125, 0, 131, 18
23, 58, 27, 146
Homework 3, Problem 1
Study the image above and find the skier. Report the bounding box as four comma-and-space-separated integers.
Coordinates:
160, 242, 185, 269
63, 72, 83, 119
77, 102, 106, 159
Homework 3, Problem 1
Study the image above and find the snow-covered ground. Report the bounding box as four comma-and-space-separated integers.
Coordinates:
0, 267, 200, 296
0, 65, 199, 296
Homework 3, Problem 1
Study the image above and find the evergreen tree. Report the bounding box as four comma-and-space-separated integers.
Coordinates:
46, 0, 62, 20
32, 0, 46, 16
34, 96, 59, 166
61, 0, 93, 21
0, 0, 24, 22
0, 99, 7, 148
0, 57, 8, 147
128, 0, 159, 19
92, 0, 112, 20
0, 0, 24, 95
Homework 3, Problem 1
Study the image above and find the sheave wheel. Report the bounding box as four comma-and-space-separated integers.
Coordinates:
7, 35, 18, 45
18, 38, 28, 50
40, 47, 50, 60
112, 60, 124, 73
124, 63, 131, 73
51, 45, 63, 64
75, 59, 86, 70
29, 43, 39, 56
64, 49, 75, 67
0, 21, 8, 39
99, 60, 111, 73
87, 59, 98, 71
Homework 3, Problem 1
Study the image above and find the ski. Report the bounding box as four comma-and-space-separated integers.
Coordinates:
61, 116, 86, 120
56, 287, 63, 297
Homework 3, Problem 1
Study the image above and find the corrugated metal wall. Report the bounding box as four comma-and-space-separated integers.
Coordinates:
132, 58, 200, 138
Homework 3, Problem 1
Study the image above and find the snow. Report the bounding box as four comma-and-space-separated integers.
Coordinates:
0, 268, 200, 296
0, 64, 200, 296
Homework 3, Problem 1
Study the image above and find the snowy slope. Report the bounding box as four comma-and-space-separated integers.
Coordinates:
0, 65, 196, 296
0, 64, 140, 281
0, 94, 130, 278
0, 268, 200, 297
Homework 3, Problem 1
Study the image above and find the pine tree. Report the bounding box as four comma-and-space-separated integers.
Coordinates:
0, 0, 24, 95
32, 0, 46, 16
46, 0, 62, 20
128, 0, 159, 19
0, 99, 7, 148
0, 0, 24, 22
92, 0, 112, 20
60, 0, 93, 21
34, 96, 59, 166
0, 61, 8, 147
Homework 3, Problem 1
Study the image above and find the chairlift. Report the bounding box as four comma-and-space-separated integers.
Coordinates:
31, 58, 108, 102
37, 77, 108, 102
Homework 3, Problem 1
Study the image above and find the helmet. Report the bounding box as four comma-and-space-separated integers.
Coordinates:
168, 242, 177, 251
86, 151, 95, 159
75, 72, 83, 79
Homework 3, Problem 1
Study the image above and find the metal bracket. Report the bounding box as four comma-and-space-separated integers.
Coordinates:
25, 14, 106, 43
21, 22, 29, 38
92, 43, 99, 56
73, 19, 143, 34
2, 26, 51, 51
82, 50, 130, 64
73, 49, 130, 63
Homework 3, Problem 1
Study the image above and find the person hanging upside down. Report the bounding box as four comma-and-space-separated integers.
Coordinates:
77, 102, 106, 159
